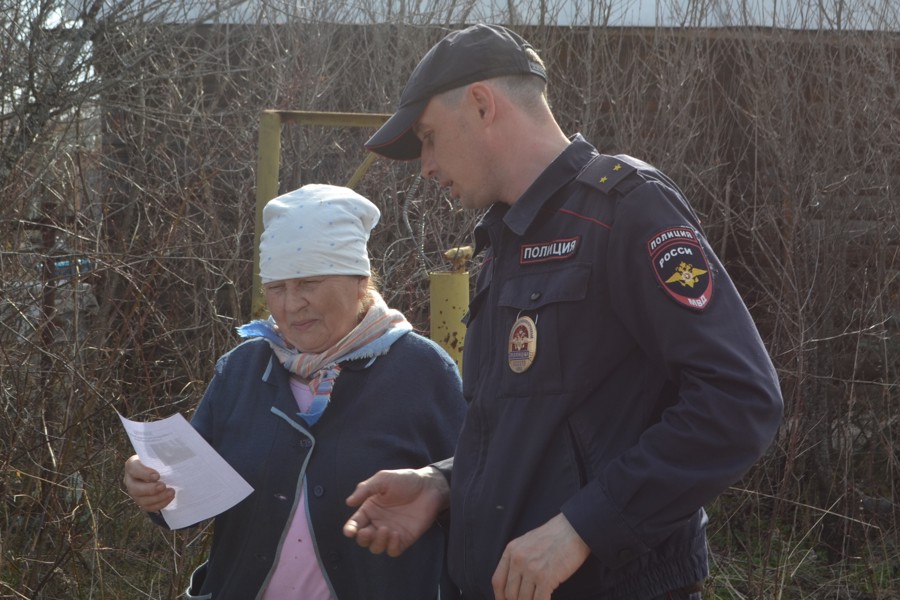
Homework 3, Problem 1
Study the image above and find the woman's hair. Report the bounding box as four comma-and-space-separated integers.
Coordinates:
359, 271, 381, 318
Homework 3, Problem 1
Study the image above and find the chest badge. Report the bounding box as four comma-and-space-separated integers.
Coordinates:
508, 315, 538, 373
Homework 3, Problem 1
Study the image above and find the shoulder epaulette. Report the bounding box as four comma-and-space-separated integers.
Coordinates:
576, 154, 639, 194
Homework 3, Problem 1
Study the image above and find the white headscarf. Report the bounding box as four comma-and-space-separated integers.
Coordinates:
259, 184, 380, 284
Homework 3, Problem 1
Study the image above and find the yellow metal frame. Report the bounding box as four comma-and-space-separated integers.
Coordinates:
253, 109, 469, 371
253, 110, 390, 319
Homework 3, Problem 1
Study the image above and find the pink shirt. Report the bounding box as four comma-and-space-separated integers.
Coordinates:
261, 378, 332, 599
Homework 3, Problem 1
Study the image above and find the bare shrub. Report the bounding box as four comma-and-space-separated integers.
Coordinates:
1, 0, 897, 597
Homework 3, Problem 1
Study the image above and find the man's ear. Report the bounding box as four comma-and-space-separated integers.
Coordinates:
468, 82, 496, 123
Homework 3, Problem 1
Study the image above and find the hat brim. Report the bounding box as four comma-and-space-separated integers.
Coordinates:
365, 98, 428, 161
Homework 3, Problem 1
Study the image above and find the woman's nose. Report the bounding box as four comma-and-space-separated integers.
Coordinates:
285, 286, 308, 310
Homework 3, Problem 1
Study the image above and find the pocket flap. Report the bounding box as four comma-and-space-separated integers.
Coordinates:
498, 263, 591, 310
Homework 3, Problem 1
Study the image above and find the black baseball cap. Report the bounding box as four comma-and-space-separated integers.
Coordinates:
365, 24, 547, 161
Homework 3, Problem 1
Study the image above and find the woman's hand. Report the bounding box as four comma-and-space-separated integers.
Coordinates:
123, 455, 175, 512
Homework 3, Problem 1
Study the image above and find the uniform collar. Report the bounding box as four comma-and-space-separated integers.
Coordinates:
503, 134, 596, 236
473, 203, 507, 256
473, 134, 597, 255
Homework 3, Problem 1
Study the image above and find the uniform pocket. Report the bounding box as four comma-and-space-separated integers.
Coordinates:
498, 262, 591, 311
496, 263, 592, 392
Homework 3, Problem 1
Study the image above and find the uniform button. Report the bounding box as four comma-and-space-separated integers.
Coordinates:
313, 485, 324, 497
530, 292, 541, 301
274, 493, 288, 501
300, 439, 312, 448
255, 553, 268, 562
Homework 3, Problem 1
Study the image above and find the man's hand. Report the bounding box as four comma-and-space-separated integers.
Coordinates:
343, 467, 449, 557
492, 513, 591, 600
123, 455, 175, 512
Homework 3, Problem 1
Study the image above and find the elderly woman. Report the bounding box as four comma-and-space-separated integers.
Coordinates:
124, 184, 466, 599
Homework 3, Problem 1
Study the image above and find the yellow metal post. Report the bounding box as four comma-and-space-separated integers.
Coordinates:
346, 152, 379, 191
253, 111, 283, 319
429, 246, 473, 373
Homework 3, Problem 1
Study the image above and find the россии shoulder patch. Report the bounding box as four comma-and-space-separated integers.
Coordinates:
647, 226, 713, 311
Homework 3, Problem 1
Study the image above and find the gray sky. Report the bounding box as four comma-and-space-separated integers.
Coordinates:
473, 0, 896, 28
73, 0, 898, 30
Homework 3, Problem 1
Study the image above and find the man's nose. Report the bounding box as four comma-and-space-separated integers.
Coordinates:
419, 147, 435, 180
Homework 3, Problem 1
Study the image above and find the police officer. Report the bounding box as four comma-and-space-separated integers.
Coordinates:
344, 24, 783, 600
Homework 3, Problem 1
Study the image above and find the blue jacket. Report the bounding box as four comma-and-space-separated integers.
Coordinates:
168, 333, 466, 599
440, 136, 783, 599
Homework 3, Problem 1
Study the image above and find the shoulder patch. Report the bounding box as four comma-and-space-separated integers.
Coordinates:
576, 154, 638, 194
647, 226, 713, 311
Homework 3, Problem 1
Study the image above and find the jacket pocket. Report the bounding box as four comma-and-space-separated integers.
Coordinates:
565, 420, 589, 488
498, 262, 591, 311
496, 263, 592, 392
184, 561, 212, 600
